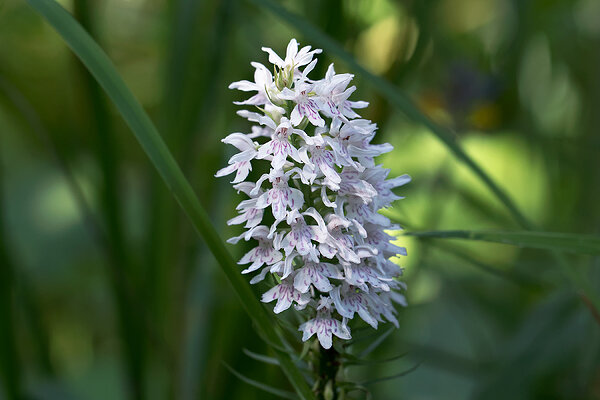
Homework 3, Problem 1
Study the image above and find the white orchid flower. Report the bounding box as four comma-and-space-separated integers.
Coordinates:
218, 38, 410, 349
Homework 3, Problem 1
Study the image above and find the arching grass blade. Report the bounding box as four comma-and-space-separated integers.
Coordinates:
247, 0, 532, 230
24, 1, 315, 398
405, 230, 600, 255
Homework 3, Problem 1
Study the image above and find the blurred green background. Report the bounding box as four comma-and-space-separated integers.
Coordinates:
1, 0, 599, 399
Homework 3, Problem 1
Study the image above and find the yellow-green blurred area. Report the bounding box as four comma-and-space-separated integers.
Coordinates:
1, 0, 599, 399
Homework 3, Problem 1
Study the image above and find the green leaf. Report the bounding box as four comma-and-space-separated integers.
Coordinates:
342, 352, 408, 366
357, 327, 394, 358
387, 216, 600, 316
223, 363, 299, 400
404, 230, 600, 255
359, 363, 421, 385
247, 0, 532, 230
426, 239, 543, 288
25, 1, 315, 398
243, 348, 280, 366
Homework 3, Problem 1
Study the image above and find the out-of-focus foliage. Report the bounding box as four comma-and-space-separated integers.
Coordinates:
0, 0, 599, 399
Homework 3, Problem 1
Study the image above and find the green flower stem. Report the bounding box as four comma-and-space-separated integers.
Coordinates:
316, 347, 341, 400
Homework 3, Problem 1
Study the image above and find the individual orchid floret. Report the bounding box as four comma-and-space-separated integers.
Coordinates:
262, 278, 311, 314
337, 169, 378, 204
254, 169, 304, 221
299, 134, 341, 188
293, 261, 342, 293
256, 117, 303, 169
342, 262, 392, 292
279, 83, 325, 127
299, 298, 351, 349
219, 38, 410, 350
277, 209, 322, 261
233, 226, 283, 274
227, 197, 263, 228
331, 284, 379, 329
314, 64, 356, 118
263, 38, 322, 81
215, 133, 257, 183
228, 62, 276, 106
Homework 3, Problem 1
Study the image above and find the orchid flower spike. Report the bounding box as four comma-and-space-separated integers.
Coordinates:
219, 38, 410, 349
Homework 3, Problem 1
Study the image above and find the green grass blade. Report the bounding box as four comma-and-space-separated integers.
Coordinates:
342, 352, 408, 366
409, 230, 600, 313
247, 0, 532, 230
359, 363, 421, 386
357, 327, 394, 359
25, 1, 315, 398
426, 239, 542, 288
0, 148, 23, 400
405, 230, 600, 255
223, 363, 299, 400
243, 348, 280, 366
385, 212, 600, 317
71, 2, 146, 397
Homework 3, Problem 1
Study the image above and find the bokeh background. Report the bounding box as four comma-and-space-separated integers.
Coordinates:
1, 0, 600, 399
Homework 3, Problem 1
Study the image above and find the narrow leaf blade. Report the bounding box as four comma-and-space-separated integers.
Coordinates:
405, 230, 600, 255
223, 363, 299, 400
247, 0, 532, 229
24, 1, 314, 398
243, 348, 280, 366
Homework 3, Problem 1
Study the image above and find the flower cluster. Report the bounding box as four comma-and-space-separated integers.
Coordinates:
218, 39, 410, 349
